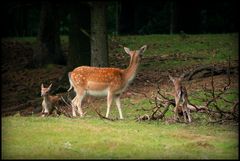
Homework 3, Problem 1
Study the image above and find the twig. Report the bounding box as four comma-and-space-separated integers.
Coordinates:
61, 96, 72, 109
93, 108, 116, 121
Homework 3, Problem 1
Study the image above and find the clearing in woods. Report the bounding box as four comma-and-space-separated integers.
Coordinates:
1, 34, 239, 159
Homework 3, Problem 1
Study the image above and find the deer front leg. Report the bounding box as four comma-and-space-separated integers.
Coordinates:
41, 108, 45, 117
174, 97, 180, 121
115, 95, 123, 119
106, 91, 113, 118
42, 104, 49, 117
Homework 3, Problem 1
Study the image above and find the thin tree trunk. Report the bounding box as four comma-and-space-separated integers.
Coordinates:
115, 1, 119, 35
170, 0, 176, 34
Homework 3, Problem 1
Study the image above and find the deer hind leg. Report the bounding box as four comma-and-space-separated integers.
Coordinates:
184, 100, 191, 123
77, 92, 85, 117
115, 94, 123, 119
182, 106, 187, 123
71, 96, 78, 117
48, 105, 54, 116
72, 89, 85, 117
186, 108, 191, 123
182, 96, 191, 123
106, 91, 113, 118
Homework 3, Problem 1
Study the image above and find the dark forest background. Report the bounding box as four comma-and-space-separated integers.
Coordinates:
2, 0, 238, 38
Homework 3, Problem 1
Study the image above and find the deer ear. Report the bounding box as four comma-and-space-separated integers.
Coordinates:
169, 75, 174, 82
124, 47, 130, 54
48, 83, 52, 89
179, 74, 185, 80
41, 83, 44, 89
139, 45, 147, 54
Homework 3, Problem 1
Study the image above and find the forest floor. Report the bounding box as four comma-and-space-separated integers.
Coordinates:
1, 34, 239, 119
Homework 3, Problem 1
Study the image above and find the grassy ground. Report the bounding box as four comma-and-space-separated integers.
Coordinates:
2, 33, 239, 159
2, 115, 238, 159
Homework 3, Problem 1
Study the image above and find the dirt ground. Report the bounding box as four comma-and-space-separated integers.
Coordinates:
1, 40, 239, 117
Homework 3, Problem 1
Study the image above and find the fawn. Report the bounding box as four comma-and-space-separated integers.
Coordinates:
169, 74, 192, 123
41, 83, 60, 117
68, 45, 147, 119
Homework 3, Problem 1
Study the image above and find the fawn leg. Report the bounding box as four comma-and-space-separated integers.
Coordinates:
184, 100, 191, 123
174, 97, 180, 121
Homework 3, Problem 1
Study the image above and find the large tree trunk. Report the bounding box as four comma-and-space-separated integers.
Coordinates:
68, 3, 91, 71
52, 2, 91, 94
33, 1, 65, 67
90, 1, 109, 67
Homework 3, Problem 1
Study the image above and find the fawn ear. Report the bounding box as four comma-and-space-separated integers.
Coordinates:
139, 45, 147, 54
169, 75, 174, 82
41, 83, 44, 89
179, 73, 185, 80
124, 47, 130, 54
48, 83, 52, 90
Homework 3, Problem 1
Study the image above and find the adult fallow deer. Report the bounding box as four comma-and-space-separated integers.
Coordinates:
68, 45, 147, 119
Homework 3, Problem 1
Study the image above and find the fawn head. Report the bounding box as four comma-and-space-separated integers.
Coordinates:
169, 74, 185, 86
41, 83, 52, 97
124, 45, 147, 62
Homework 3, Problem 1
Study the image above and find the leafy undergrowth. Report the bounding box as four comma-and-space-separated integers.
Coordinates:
2, 116, 238, 159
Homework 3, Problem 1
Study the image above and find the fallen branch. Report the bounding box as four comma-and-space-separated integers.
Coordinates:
185, 65, 238, 81
93, 108, 116, 121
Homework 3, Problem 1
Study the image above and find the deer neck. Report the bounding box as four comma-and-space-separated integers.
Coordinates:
43, 95, 50, 103
174, 82, 184, 95
174, 85, 180, 92
124, 55, 140, 83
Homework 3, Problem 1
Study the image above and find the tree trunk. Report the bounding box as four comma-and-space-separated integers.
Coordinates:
170, 0, 176, 34
90, 1, 109, 67
68, 3, 91, 71
53, 2, 91, 94
33, 1, 65, 67
115, 1, 119, 35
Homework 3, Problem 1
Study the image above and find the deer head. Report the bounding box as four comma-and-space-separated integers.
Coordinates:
41, 83, 52, 97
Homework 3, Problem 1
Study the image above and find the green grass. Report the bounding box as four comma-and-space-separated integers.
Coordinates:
114, 33, 238, 58
2, 115, 238, 159
4, 33, 238, 70
5, 33, 238, 61
110, 33, 238, 70
2, 92, 239, 159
